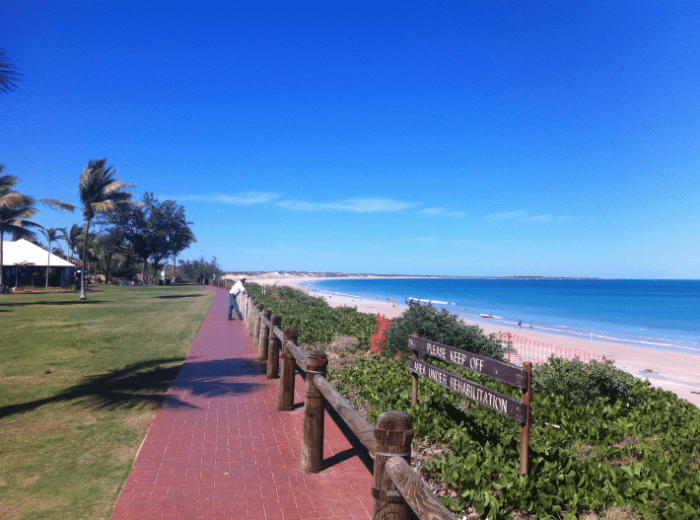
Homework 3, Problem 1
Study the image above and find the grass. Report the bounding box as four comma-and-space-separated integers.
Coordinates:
0, 284, 214, 519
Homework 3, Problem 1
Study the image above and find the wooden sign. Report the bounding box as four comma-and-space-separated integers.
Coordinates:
408, 335, 527, 389
408, 357, 526, 422
408, 334, 533, 475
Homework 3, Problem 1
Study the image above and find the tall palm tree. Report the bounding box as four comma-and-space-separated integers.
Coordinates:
1, 168, 40, 286
77, 160, 135, 299
42, 159, 136, 299
41, 227, 66, 289
0, 49, 21, 94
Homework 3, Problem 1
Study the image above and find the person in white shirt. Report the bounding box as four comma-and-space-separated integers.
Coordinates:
228, 277, 246, 320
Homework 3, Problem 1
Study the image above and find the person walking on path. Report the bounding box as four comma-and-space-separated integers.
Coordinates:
228, 277, 246, 320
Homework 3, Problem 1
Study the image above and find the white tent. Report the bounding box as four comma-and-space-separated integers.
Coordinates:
2, 238, 75, 287
2, 238, 75, 267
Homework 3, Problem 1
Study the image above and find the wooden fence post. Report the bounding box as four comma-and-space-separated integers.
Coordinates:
267, 315, 281, 379
277, 327, 298, 412
302, 350, 328, 474
243, 294, 250, 325
258, 309, 271, 361
372, 410, 414, 520
252, 304, 263, 346
247, 298, 257, 333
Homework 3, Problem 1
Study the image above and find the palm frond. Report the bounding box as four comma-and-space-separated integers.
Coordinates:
40, 198, 76, 212
0, 191, 33, 209
0, 49, 22, 94
0, 173, 19, 193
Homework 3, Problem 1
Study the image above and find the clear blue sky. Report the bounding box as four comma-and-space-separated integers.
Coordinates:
3, 1, 699, 278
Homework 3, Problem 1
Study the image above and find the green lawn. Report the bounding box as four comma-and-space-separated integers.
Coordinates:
0, 285, 214, 519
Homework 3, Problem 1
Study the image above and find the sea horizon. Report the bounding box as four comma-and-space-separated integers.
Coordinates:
300, 277, 700, 356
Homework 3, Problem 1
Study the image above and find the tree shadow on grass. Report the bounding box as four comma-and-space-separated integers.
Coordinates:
0, 357, 269, 420
155, 294, 204, 299
0, 300, 105, 307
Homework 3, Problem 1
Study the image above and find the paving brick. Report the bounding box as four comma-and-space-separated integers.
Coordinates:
111, 287, 374, 519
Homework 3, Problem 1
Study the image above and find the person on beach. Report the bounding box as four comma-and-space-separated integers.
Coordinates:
228, 277, 246, 320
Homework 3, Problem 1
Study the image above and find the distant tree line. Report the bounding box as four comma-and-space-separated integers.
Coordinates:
2, 157, 203, 298
178, 256, 225, 284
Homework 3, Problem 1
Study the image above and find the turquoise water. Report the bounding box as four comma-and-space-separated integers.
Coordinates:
302, 278, 700, 355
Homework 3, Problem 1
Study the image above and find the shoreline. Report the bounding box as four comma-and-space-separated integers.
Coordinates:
240, 273, 700, 408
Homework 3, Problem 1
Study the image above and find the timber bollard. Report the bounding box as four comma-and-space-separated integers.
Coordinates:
247, 297, 255, 333
302, 350, 328, 474
252, 304, 263, 346
248, 298, 258, 333
277, 327, 298, 412
372, 410, 414, 520
258, 309, 271, 361
267, 315, 281, 379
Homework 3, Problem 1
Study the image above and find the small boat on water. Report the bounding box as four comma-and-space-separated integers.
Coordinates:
481, 313, 495, 318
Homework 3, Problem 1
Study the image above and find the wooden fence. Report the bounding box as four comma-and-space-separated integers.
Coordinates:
236, 288, 461, 520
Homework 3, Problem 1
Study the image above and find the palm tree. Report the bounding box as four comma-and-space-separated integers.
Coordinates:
76, 160, 135, 299
42, 159, 136, 299
1, 168, 40, 286
41, 227, 67, 289
0, 49, 21, 94
61, 224, 84, 264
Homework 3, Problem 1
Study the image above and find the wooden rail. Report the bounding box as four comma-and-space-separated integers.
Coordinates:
238, 289, 461, 520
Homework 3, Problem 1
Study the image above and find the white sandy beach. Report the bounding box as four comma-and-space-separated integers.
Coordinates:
240, 273, 700, 408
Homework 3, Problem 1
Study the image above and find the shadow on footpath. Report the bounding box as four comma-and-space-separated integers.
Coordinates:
0, 357, 268, 420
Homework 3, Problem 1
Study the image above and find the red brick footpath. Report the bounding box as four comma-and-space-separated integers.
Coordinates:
111, 287, 374, 520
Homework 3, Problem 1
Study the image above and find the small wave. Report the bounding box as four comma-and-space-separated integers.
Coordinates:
408, 297, 449, 305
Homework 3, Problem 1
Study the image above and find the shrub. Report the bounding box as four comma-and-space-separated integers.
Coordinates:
384, 300, 505, 360
370, 314, 391, 353
533, 356, 636, 406
245, 283, 376, 346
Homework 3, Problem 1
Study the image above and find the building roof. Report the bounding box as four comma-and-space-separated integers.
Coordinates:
1, 238, 75, 268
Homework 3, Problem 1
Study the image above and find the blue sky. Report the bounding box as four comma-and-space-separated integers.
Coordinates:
3, 1, 699, 278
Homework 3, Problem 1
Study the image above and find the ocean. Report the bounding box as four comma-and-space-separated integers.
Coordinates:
301, 278, 700, 355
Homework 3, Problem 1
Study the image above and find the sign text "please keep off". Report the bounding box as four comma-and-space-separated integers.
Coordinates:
408, 335, 527, 389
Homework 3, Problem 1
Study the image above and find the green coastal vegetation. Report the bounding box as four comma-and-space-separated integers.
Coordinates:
247, 283, 700, 520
